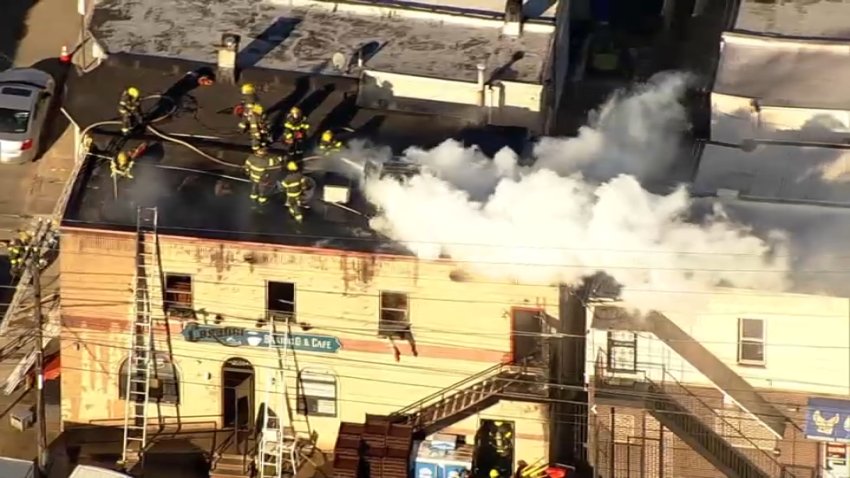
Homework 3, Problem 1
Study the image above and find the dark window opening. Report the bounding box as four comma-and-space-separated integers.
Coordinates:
267, 281, 295, 323
606, 330, 637, 373
379, 291, 409, 338
0, 108, 30, 134
297, 370, 337, 417
119, 353, 179, 404
165, 273, 193, 318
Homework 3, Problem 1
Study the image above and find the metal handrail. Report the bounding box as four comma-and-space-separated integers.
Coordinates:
658, 367, 793, 478
391, 358, 531, 418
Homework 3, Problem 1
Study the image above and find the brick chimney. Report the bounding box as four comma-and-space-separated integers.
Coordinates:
217, 33, 240, 84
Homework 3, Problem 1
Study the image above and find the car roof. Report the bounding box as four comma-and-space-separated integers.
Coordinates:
0, 69, 49, 112
0, 68, 53, 89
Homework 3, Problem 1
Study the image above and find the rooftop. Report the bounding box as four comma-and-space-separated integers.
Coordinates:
732, 0, 850, 39
89, 0, 554, 84
62, 55, 528, 253
713, 33, 850, 109
693, 141, 850, 205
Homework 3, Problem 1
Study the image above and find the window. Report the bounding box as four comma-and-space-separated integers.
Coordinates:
606, 330, 637, 373
297, 370, 337, 417
379, 291, 409, 338
119, 352, 179, 404
0, 108, 30, 134
267, 281, 295, 322
738, 318, 765, 365
165, 273, 193, 318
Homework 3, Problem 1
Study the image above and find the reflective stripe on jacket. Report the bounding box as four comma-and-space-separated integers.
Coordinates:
244, 155, 279, 182
282, 172, 304, 197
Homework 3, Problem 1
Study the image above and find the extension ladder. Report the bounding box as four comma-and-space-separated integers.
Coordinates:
120, 207, 159, 469
258, 318, 312, 478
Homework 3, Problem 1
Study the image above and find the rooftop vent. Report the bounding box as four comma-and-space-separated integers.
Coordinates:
503, 0, 523, 36
216, 33, 240, 84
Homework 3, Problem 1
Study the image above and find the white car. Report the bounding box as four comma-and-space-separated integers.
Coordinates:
0, 68, 56, 164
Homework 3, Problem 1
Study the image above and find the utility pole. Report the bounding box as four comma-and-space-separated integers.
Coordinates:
32, 259, 47, 478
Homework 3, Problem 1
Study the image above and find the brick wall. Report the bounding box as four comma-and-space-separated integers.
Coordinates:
590, 385, 820, 478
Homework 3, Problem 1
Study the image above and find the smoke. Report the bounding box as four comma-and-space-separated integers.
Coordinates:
361, 73, 792, 299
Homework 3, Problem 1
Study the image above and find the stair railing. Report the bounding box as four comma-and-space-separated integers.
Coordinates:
391, 359, 528, 419
658, 367, 794, 478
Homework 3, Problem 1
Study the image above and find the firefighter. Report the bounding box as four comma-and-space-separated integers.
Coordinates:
118, 86, 142, 134
237, 83, 260, 133
318, 130, 343, 155
281, 160, 307, 223
7, 230, 31, 273
282, 106, 309, 154
243, 148, 281, 205
110, 151, 135, 180
490, 421, 513, 457
248, 104, 271, 152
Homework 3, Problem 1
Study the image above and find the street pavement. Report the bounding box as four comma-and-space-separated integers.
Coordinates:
0, 0, 83, 470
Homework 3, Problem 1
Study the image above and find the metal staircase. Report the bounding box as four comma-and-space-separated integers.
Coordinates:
390, 360, 546, 437
257, 318, 313, 478
594, 350, 794, 478
119, 207, 160, 469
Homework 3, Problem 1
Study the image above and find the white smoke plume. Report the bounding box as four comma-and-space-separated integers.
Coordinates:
361, 73, 791, 299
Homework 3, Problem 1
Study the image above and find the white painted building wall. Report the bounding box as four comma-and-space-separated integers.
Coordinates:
585, 290, 850, 397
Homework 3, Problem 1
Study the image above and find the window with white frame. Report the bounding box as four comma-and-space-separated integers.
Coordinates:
738, 318, 765, 365
297, 370, 337, 417
606, 330, 637, 373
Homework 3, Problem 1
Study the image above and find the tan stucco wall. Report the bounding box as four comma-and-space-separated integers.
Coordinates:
59, 227, 559, 463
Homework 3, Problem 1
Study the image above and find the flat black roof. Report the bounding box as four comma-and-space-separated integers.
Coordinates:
62, 54, 528, 253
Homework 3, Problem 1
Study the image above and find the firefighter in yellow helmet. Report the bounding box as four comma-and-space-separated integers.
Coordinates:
7, 229, 32, 274
110, 151, 135, 179
281, 160, 307, 223
282, 106, 309, 155
243, 147, 281, 205
318, 129, 343, 155
118, 86, 142, 134
236, 83, 260, 132
490, 421, 513, 457
489, 470, 501, 478
247, 104, 271, 152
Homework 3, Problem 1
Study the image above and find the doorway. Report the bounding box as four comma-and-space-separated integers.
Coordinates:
511, 308, 543, 363
222, 358, 255, 442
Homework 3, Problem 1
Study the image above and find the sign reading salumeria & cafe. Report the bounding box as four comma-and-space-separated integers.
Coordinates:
181, 322, 342, 353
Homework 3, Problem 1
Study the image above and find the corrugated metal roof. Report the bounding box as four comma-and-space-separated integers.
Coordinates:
713, 33, 850, 109
694, 142, 850, 205
733, 0, 850, 39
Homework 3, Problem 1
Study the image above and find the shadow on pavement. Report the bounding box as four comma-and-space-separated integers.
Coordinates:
0, 0, 36, 70
0, 255, 14, 320
29, 57, 73, 158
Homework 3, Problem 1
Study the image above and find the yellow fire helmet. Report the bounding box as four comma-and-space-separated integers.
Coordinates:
289, 106, 302, 119
117, 151, 129, 164
321, 130, 333, 142
126, 86, 140, 98
287, 161, 298, 172
241, 83, 255, 95
18, 230, 29, 241
255, 147, 268, 156
251, 104, 264, 115
489, 470, 499, 478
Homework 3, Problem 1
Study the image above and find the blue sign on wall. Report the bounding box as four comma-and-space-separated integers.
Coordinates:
181, 323, 342, 353
805, 397, 850, 442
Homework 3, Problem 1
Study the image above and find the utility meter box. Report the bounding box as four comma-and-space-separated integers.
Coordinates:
9, 405, 34, 432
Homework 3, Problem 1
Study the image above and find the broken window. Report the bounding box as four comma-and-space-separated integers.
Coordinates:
267, 281, 296, 323
164, 273, 193, 318
738, 318, 765, 365
606, 330, 637, 373
379, 291, 409, 338
297, 370, 337, 417
119, 352, 179, 404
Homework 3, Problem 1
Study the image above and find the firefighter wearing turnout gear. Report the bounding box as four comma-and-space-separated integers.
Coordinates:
7, 230, 32, 273
110, 151, 135, 179
490, 421, 513, 457
282, 106, 309, 154
118, 87, 142, 134
246, 104, 271, 152
318, 130, 343, 155
236, 83, 260, 133
282, 160, 307, 223
244, 148, 281, 205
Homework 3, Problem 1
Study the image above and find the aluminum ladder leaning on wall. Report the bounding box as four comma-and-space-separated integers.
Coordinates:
119, 206, 160, 471
258, 317, 312, 478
